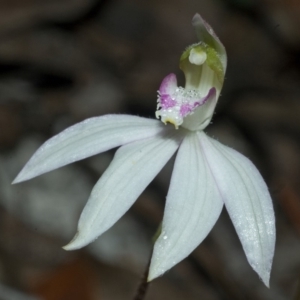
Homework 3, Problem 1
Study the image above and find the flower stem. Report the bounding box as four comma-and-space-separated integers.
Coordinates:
133, 224, 161, 300
133, 251, 152, 300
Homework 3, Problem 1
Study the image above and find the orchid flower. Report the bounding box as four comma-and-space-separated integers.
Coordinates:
13, 14, 275, 286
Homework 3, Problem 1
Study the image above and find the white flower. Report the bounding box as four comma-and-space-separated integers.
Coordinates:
13, 14, 275, 286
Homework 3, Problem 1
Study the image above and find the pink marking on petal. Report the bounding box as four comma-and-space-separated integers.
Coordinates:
180, 104, 193, 116
160, 94, 177, 109
159, 73, 178, 94
179, 87, 216, 117
200, 87, 216, 105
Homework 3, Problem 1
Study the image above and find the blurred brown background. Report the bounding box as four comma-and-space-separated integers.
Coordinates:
0, 0, 300, 299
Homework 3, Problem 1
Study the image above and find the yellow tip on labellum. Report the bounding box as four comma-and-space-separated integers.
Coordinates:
164, 119, 179, 129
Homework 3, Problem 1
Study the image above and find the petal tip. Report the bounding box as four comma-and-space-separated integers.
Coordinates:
148, 255, 169, 282
62, 232, 84, 251
147, 266, 162, 282
11, 178, 20, 185
12, 165, 39, 184
259, 269, 271, 288
192, 13, 202, 24
192, 13, 210, 33
146, 275, 154, 283
12, 172, 26, 184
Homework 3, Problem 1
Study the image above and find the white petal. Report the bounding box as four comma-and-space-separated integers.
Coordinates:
13, 115, 164, 183
148, 133, 223, 280
199, 132, 275, 287
64, 132, 182, 250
